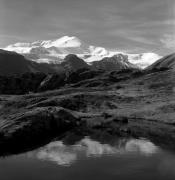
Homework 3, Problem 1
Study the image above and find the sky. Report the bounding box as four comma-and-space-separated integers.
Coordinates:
0, 0, 175, 55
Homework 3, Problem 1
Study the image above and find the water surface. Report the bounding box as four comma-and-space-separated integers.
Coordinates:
0, 137, 175, 180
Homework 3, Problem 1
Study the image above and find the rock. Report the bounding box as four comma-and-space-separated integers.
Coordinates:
0, 107, 80, 143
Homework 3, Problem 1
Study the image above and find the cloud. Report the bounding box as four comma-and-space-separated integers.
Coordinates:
0, 0, 174, 54
108, 29, 156, 45
137, 19, 175, 28
161, 34, 175, 50
0, 34, 25, 48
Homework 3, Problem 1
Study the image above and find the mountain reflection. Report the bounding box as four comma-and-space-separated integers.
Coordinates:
31, 137, 158, 166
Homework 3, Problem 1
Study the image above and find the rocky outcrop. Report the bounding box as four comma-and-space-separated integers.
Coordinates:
0, 107, 80, 150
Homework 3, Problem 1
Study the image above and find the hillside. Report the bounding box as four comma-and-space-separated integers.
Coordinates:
0, 49, 58, 75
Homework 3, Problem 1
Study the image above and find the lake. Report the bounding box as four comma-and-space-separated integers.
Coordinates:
0, 136, 175, 180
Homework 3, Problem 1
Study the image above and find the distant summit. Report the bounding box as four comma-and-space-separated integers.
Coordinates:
91, 54, 137, 71
61, 54, 90, 71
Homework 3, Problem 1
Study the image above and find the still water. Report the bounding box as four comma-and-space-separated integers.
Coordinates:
0, 137, 175, 180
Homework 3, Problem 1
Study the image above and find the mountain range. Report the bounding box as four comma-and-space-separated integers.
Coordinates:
1, 35, 175, 77
4, 36, 161, 69
0, 49, 134, 76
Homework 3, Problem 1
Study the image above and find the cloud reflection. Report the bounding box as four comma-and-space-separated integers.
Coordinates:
36, 141, 77, 166
125, 139, 158, 155
79, 138, 118, 156
33, 137, 158, 166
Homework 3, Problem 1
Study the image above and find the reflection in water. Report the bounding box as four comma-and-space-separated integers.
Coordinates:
1, 136, 175, 180
31, 137, 158, 166
125, 139, 158, 155
80, 138, 118, 156
158, 156, 175, 176
36, 141, 77, 166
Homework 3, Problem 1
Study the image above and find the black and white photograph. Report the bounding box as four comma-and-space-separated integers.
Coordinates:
0, 0, 175, 179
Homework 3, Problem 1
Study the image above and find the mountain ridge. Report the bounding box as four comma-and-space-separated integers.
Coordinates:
0, 49, 59, 75
4, 35, 161, 69
0, 49, 138, 76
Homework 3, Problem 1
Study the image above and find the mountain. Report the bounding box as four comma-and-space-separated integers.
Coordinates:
4, 36, 161, 69
91, 54, 137, 71
60, 54, 137, 72
0, 49, 135, 76
61, 54, 90, 72
146, 53, 175, 71
4, 36, 87, 64
0, 49, 61, 76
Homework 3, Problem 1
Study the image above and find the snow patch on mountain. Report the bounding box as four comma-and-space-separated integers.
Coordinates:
42, 36, 82, 48
128, 53, 162, 69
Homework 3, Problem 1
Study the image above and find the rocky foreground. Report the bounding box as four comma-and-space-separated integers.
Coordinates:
0, 62, 175, 155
